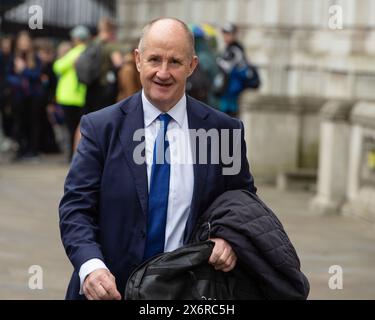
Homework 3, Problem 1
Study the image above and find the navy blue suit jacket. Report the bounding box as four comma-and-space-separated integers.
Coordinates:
59, 92, 256, 299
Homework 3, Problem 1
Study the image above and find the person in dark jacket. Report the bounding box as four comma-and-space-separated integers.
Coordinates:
216, 22, 257, 118
0, 35, 13, 142
186, 24, 220, 107
35, 38, 60, 154
83, 17, 123, 114
7, 31, 42, 160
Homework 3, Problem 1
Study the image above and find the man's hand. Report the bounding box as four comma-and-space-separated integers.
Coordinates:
208, 238, 237, 272
83, 268, 121, 300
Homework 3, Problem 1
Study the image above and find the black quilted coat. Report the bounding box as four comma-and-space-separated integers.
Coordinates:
191, 189, 310, 299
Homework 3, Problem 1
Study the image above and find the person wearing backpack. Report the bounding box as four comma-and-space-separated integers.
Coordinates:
215, 23, 260, 118
53, 25, 89, 161
76, 17, 123, 114
72, 18, 124, 155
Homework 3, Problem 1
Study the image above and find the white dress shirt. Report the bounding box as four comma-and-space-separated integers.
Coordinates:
78, 91, 194, 293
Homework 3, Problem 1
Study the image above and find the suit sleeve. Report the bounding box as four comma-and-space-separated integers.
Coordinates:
225, 119, 257, 194
59, 115, 105, 271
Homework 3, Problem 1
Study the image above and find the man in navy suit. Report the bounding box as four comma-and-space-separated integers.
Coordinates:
59, 18, 257, 300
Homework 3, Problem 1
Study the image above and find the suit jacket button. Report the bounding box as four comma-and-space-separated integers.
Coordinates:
140, 230, 146, 238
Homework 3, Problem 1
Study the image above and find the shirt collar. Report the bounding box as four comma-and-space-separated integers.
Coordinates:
142, 90, 186, 128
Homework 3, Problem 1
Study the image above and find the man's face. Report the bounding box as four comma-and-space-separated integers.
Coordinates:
135, 24, 198, 111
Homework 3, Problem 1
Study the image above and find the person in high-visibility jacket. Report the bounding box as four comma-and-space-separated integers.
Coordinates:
53, 25, 89, 161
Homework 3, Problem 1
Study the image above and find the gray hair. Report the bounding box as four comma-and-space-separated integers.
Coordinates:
138, 18, 195, 58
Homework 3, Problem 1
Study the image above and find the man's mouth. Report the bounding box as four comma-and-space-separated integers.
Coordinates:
154, 81, 173, 87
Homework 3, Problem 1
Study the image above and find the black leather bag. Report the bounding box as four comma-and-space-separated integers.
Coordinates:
124, 241, 259, 300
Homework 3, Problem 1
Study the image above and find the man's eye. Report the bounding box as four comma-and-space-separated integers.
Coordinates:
149, 57, 159, 62
171, 59, 181, 65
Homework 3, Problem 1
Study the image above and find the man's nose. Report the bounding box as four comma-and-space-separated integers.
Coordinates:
156, 62, 171, 80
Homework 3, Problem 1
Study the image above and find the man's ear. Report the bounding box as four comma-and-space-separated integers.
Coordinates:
134, 48, 141, 72
188, 55, 199, 77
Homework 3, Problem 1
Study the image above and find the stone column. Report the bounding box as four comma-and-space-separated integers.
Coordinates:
342, 102, 375, 222
310, 100, 353, 215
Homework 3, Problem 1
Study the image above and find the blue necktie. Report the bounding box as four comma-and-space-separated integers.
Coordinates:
144, 113, 172, 260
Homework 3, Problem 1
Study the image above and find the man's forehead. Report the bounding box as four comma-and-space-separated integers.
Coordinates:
140, 37, 190, 57
141, 46, 187, 59
144, 32, 187, 49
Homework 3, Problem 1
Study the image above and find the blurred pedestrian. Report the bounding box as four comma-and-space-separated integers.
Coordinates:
72, 18, 124, 153
116, 49, 142, 101
53, 25, 89, 161
78, 17, 124, 114
215, 22, 260, 118
7, 31, 42, 160
73, 47, 141, 154
0, 35, 13, 147
201, 23, 219, 54
35, 38, 60, 154
186, 24, 220, 107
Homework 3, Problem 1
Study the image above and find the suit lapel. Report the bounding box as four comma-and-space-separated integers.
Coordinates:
118, 93, 148, 216
184, 97, 211, 243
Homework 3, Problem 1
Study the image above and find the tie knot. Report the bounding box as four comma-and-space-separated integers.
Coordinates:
158, 113, 172, 127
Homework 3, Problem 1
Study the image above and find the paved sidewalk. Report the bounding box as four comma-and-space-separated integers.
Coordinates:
0, 155, 374, 299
